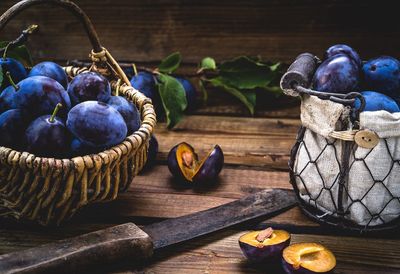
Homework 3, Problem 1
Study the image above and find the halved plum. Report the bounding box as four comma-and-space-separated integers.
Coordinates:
167, 142, 224, 183
239, 228, 291, 262
282, 243, 336, 274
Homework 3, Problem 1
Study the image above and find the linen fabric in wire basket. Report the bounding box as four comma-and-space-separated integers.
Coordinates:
281, 53, 400, 232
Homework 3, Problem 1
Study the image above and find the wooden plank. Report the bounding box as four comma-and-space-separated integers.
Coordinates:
132, 231, 400, 273
163, 115, 300, 136
78, 165, 316, 228
155, 129, 295, 169
1, 0, 400, 63
0, 227, 397, 273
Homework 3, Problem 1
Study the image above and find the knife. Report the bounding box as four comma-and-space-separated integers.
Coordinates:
0, 188, 296, 274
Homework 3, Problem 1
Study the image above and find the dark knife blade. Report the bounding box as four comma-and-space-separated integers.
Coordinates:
144, 188, 296, 249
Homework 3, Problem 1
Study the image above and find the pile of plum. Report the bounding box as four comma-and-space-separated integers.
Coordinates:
0, 58, 141, 158
312, 44, 400, 113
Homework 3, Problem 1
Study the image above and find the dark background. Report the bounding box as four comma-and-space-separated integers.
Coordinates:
1, 0, 400, 65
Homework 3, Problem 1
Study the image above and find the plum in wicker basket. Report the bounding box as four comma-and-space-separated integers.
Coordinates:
0, 0, 156, 226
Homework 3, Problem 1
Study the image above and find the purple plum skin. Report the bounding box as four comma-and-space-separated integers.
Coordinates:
130, 72, 164, 115
66, 101, 127, 148
25, 115, 70, 158
0, 58, 27, 90
362, 56, 400, 100
15, 76, 71, 118
312, 54, 360, 94
167, 144, 224, 183
67, 72, 111, 106
282, 259, 333, 274
175, 77, 197, 109
192, 145, 224, 183
355, 91, 399, 113
325, 44, 362, 68
239, 239, 290, 262
70, 138, 102, 156
0, 109, 27, 149
28, 61, 68, 89
0, 85, 18, 113
167, 144, 188, 181
145, 135, 158, 167
106, 96, 141, 134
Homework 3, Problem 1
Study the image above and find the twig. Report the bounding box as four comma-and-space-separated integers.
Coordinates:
0, 25, 39, 55
67, 60, 219, 79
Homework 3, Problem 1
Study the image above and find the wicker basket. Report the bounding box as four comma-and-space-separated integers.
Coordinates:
281, 53, 400, 233
0, 0, 156, 225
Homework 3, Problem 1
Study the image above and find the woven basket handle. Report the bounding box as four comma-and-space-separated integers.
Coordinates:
0, 0, 103, 53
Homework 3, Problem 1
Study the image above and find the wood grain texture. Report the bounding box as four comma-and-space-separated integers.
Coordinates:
1, 0, 400, 63
154, 115, 299, 169
132, 231, 400, 273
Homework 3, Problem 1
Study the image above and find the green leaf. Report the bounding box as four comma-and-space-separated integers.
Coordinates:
200, 57, 216, 70
0, 41, 33, 67
0, 65, 3, 87
208, 77, 255, 115
218, 56, 275, 89
158, 52, 182, 74
270, 62, 281, 72
156, 73, 187, 128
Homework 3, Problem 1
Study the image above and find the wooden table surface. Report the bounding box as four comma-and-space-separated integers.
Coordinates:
0, 95, 399, 274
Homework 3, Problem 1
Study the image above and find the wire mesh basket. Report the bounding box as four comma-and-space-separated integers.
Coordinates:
281, 53, 400, 233
0, 0, 156, 226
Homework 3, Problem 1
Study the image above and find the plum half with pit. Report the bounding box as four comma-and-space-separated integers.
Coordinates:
67, 101, 127, 148
25, 103, 70, 158
28, 61, 68, 89
106, 96, 141, 134
15, 76, 71, 118
355, 91, 400, 113
67, 72, 111, 105
312, 54, 360, 94
0, 57, 27, 90
282, 243, 336, 274
325, 44, 362, 68
362, 56, 400, 100
239, 228, 291, 262
167, 142, 224, 183
0, 109, 28, 149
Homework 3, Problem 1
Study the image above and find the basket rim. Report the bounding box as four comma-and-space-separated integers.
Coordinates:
0, 68, 156, 166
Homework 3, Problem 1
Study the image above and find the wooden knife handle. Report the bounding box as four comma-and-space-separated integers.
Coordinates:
0, 223, 154, 274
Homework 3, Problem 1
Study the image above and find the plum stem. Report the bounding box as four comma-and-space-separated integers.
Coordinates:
132, 63, 138, 76
49, 103, 63, 123
5, 71, 19, 90
2, 42, 11, 60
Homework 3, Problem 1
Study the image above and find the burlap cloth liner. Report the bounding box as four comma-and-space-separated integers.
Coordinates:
294, 95, 400, 226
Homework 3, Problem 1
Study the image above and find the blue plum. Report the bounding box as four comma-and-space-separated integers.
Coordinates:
25, 104, 70, 158
106, 96, 141, 134
67, 72, 111, 105
0, 85, 18, 113
14, 76, 71, 118
0, 109, 28, 149
70, 138, 101, 156
325, 44, 362, 68
362, 56, 400, 99
28, 61, 68, 89
312, 54, 360, 93
67, 101, 127, 148
176, 77, 197, 110
130, 72, 157, 100
0, 58, 27, 90
355, 91, 399, 113
145, 135, 159, 168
